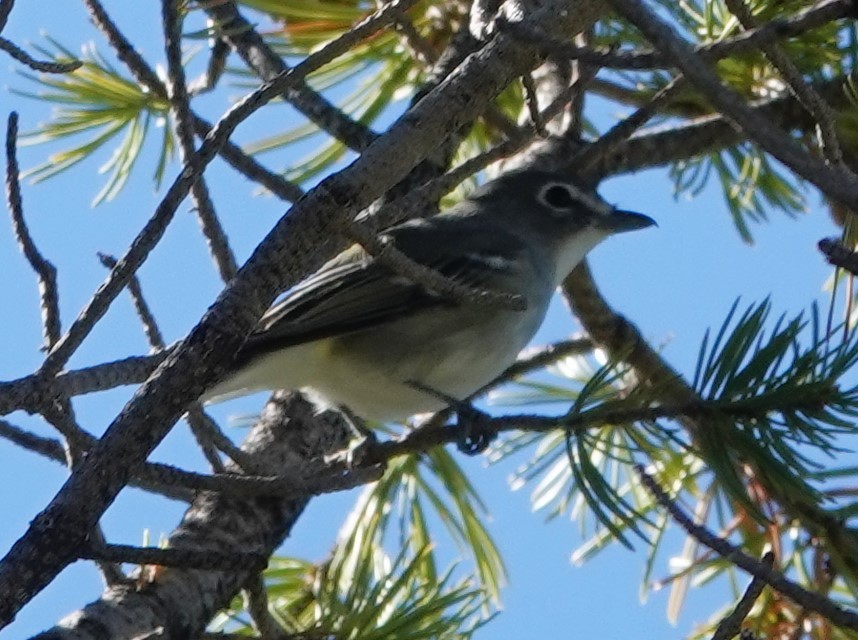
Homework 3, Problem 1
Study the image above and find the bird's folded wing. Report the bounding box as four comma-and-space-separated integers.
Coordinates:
233, 224, 523, 365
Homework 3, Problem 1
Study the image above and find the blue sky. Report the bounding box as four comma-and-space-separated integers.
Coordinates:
0, 2, 853, 638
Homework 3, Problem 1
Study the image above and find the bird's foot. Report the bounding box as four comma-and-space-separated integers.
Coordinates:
326, 404, 378, 468
406, 380, 496, 455
453, 403, 496, 455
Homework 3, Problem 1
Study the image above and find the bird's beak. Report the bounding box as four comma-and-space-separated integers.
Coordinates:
596, 209, 657, 234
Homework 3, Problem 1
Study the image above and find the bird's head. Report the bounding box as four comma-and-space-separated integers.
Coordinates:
471, 169, 656, 282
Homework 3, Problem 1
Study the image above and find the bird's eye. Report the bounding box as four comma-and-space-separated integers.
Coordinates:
538, 183, 578, 210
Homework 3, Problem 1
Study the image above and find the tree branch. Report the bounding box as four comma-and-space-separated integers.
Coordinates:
608, 0, 858, 209
0, 37, 81, 72
5, 112, 61, 351
819, 237, 858, 274
637, 466, 858, 633
39, 0, 399, 377
0, 0, 13, 33
97, 253, 165, 351
710, 552, 773, 640
162, 0, 238, 283
79, 542, 268, 573
594, 73, 857, 177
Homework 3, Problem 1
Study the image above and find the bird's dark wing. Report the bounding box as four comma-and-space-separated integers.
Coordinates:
234, 217, 524, 365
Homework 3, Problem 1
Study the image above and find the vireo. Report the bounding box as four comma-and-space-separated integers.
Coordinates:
204, 170, 655, 420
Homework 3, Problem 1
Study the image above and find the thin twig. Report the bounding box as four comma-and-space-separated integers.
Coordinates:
39, 399, 94, 464
187, 415, 227, 472
40, 397, 129, 587
497, 338, 594, 380
0, 418, 67, 461
0, 37, 82, 72
2, 410, 377, 502
101, 249, 240, 474
390, 8, 437, 65
565, 32, 593, 136
194, 112, 305, 202
87, 528, 130, 587
521, 72, 546, 136
188, 36, 230, 96
0, 419, 193, 502
711, 552, 774, 640
723, 0, 844, 166
162, 0, 238, 283
98, 253, 165, 351
185, 407, 240, 473
594, 73, 858, 177
636, 466, 858, 633
0, 352, 169, 416
374, 389, 831, 460
369, 66, 603, 232
575, 75, 687, 175
409, 337, 598, 434
5, 112, 61, 351
186, 409, 259, 473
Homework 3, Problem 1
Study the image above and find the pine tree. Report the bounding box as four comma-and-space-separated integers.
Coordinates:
1, 0, 858, 638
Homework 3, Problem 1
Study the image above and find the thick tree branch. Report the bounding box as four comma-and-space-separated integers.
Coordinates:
0, 0, 13, 33
819, 237, 858, 274
32, 394, 354, 640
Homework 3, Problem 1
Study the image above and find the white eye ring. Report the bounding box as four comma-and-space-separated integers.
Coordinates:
537, 182, 579, 211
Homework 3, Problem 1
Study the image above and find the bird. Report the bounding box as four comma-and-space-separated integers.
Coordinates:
203, 169, 655, 425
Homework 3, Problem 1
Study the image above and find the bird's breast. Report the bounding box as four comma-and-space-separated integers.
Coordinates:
316, 289, 552, 420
